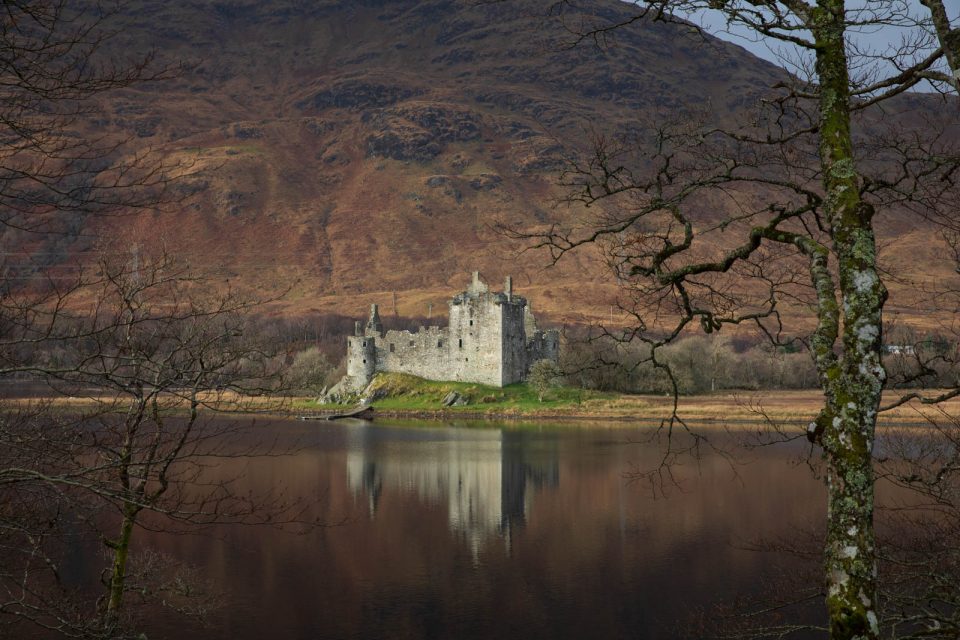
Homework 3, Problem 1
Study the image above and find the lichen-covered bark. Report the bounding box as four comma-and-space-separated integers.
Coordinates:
920, 0, 960, 92
809, 2, 887, 638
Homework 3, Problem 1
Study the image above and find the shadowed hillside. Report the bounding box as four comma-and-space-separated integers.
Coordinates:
4, 0, 952, 327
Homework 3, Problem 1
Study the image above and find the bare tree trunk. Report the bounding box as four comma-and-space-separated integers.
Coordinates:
105, 504, 138, 622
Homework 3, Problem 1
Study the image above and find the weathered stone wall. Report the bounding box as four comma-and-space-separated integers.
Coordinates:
500, 298, 527, 385
525, 330, 559, 367
375, 325, 454, 382
449, 290, 510, 385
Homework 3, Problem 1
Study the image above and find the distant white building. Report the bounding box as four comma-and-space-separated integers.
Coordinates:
883, 344, 916, 356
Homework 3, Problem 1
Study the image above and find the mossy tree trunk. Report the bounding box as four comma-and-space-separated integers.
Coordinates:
920, 0, 960, 93
104, 503, 140, 623
807, 2, 885, 638
102, 396, 148, 626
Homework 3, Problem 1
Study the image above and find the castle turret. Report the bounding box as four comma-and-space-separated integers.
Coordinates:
347, 333, 377, 387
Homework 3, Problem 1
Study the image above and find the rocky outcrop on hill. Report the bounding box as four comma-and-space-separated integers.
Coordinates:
297, 79, 424, 112
363, 103, 482, 160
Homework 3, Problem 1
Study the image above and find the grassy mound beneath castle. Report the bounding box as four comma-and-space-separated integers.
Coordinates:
359, 372, 615, 414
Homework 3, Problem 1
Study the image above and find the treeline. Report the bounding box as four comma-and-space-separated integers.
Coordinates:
20, 306, 949, 397
560, 335, 817, 394
7, 308, 448, 397
559, 332, 960, 394
253, 318, 960, 396
247, 312, 436, 395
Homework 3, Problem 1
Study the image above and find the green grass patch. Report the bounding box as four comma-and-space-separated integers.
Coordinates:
218, 144, 263, 156
361, 372, 613, 413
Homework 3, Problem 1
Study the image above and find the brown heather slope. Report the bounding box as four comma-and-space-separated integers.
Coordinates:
4, 0, 956, 330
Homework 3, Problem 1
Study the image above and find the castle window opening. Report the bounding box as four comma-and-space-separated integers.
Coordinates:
437, 340, 443, 348
389, 343, 395, 353
409, 340, 414, 347
458, 339, 463, 348
469, 320, 473, 326
362, 341, 366, 347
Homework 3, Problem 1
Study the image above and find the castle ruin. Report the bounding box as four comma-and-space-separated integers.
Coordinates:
335, 272, 559, 392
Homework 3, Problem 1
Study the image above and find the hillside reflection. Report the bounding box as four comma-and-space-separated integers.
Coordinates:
346, 427, 559, 553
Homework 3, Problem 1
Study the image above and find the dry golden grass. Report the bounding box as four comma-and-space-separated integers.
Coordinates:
9, 388, 960, 427
573, 389, 960, 424
2, 390, 294, 415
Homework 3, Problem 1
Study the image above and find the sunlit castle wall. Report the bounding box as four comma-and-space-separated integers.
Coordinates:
445, 273, 514, 386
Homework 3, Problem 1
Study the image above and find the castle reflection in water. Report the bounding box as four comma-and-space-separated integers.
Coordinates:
345, 424, 559, 554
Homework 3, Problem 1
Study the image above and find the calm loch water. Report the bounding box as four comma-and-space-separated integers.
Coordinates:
127, 418, 826, 639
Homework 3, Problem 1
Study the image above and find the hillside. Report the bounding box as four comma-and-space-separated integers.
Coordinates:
4, 0, 955, 329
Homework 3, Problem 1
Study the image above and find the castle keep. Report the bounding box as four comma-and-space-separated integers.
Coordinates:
340, 272, 559, 390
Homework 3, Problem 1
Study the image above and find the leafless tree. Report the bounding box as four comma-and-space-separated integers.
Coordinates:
0, 2, 293, 638
0, 0, 180, 240
528, 358, 564, 401
875, 409, 960, 639
0, 246, 300, 638
501, 1, 960, 638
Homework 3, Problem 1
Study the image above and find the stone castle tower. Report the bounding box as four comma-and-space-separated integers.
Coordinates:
338, 272, 559, 391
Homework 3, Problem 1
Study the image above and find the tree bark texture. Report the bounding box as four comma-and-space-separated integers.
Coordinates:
105, 506, 138, 622
811, 2, 886, 638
